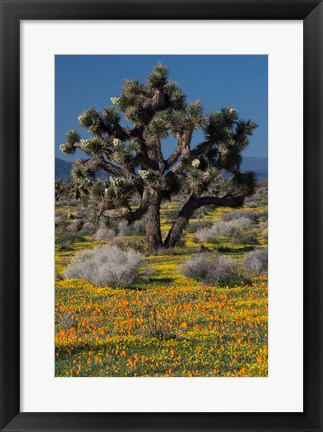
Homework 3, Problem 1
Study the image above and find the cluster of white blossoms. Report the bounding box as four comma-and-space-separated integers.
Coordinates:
191, 159, 201, 168
138, 170, 150, 180
109, 177, 125, 188
111, 97, 120, 105
113, 138, 122, 148
59, 143, 68, 153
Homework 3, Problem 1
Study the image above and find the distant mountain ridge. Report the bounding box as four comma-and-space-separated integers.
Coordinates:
55, 156, 268, 180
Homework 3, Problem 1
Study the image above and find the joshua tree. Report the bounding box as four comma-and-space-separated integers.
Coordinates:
60, 64, 257, 255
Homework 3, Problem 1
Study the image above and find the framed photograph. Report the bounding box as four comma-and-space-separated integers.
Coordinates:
0, 1, 322, 431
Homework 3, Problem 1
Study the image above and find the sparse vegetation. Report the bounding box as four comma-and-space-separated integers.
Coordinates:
243, 248, 268, 275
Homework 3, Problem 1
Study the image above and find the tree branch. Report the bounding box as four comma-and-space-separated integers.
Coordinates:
164, 130, 193, 171
164, 194, 243, 248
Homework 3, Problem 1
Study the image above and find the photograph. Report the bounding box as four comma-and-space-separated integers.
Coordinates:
55, 54, 268, 377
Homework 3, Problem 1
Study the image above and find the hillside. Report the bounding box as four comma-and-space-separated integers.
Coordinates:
55, 156, 268, 180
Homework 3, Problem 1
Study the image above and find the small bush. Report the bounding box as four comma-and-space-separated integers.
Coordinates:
118, 220, 145, 236
245, 201, 258, 208
185, 219, 213, 233
195, 218, 252, 243
80, 222, 97, 236
94, 227, 116, 241
64, 245, 144, 288
66, 221, 82, 233
221, 210, 257, 222
243, 248, 268, 275
180, 254, 240, 285
56, 231, 85, 250
233, 230, 259, 245
262, 228, 268, 239
124, 237, 145, 252
256, 210, 268, 219
55, 216, 64, 227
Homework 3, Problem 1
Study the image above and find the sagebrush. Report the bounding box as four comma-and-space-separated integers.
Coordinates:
65, 245, 144, 287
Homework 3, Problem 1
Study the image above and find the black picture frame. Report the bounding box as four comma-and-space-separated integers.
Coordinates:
0, 1, 322, 431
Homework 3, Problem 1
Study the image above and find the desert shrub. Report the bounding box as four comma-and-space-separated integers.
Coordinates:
155, 247, 177, 256
55, 216, 64, 227
221, 210, 257, 222
245, 201, 258, 208
185, 219, 213, 233
56, 199, 78, 207
258, 221, 268, 228
94, 227, 116, 241
78, 208, 92, 219
243, 248, 268, 275
195, 218, 252, 243
56, 231, 86, 250
124, 237, 145, 252
180, 254, 240, 285
109, 236, 128, 250
64, 245, 144, 288
66, 220, 83, 233
195, 227, 218, 243
80, 222, 97, 236
118, 220, 145, 236
256, 210, 268, 219
262, 228, 268, 239
193, 207, 207, 218
233, 230, 259, 245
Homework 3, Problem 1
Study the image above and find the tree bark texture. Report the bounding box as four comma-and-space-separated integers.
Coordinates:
144, 190, 163, 255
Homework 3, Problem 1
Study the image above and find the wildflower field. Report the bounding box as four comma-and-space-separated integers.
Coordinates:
55, 183, 268, 377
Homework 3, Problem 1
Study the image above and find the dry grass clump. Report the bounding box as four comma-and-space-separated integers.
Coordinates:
196, 218, 252, 243
185, 219, 213, 233
94, 227, 116, 241
233, 230, 259, 245
243, 248, 268, 275
181, 254, 240, 285
64, 245, 144, 288
118, 220, 145, 236
221, 210, 258, 222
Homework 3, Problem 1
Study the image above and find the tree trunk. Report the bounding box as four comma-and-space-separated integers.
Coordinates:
164, 195, 243, 248
164, 196, 196, 248
144, 191, 163, 255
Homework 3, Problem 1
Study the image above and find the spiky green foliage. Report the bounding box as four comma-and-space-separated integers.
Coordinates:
103, 107, 121, 125
231, 171, 257, 197
124, 106, 139, 122
81, 138, 103, 155
148, 64, 169, 89
78, 108, 103, 132
91, 181, 105, 200
187, 101, 203, 129
186, 168, 205, 193
103, 179, 130, 208
71, 160, 90, 180
169, 110, 187, 134
148, 111, 170, 138
66, 130, 80, 145
60, 130, 80, 155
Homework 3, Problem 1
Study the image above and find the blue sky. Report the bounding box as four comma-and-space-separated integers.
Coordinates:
55, 55, 268, 161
